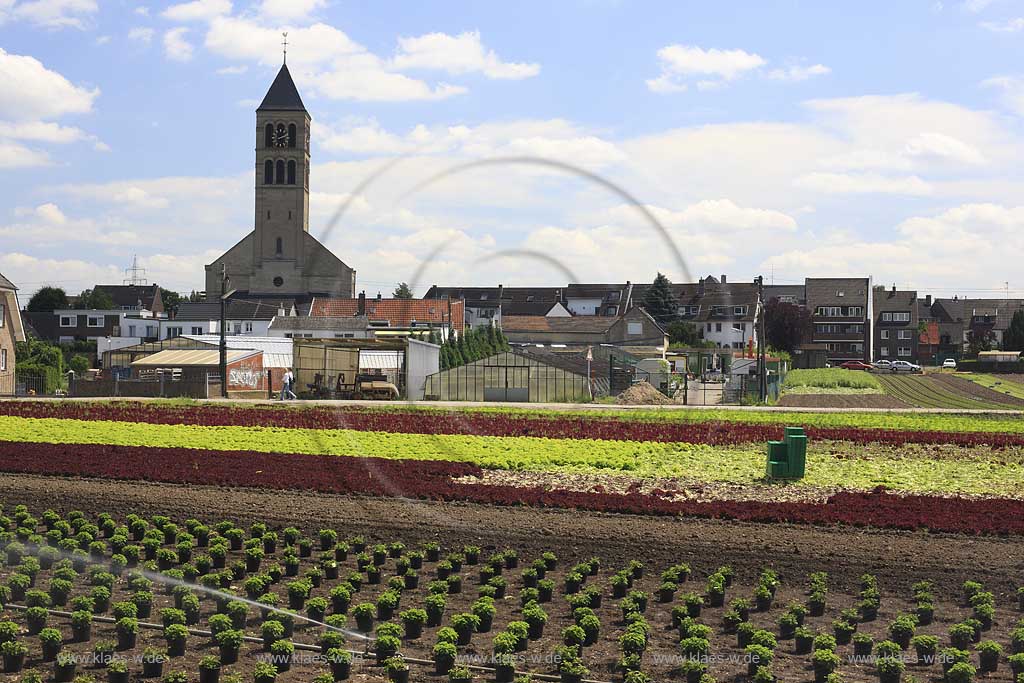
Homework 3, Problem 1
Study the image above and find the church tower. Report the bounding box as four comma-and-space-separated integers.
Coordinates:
251, 64, 310, 294
204, 59, 355, 303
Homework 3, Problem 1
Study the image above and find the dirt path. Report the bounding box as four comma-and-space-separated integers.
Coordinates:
1, 473, 1020, 594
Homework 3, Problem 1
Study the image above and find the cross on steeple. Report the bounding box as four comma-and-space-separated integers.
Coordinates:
282, 32, 288, 64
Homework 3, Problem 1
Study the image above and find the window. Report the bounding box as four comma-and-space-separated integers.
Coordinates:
275, 237, 283, 256
605, 306, 618, 315
127, 325, 136, 337
849, 306, 862, 316
0, 303, 4, 327
851, 343, 863, 353
244, 322, 253, 333
734, 306, 746, 315
335, 333, 355, 338
880, 347, 889, 357
880, 330, 889, 340
273, 276, 284, 287
264, 160, 273, 185
191, 326, 203, 335
706, 323, 712, 332
715, 323, 722, 332
825, 343, 839, 351
0, 348, 5, 371
275, 160, 285, 184
898, 330, 912, 339
233, 323, 242, 334
288, 123, 297, 148
627, 322, 642, 335
882, 312, 892, 322
836, 290, 845, 297
87, 315, 103, 327
166, 326, 182, 338
60, 315, 75, 327
264, 123, 273, 148
894, 312, 910, 322
287, 160, 296, 185
898, 347, 912, 357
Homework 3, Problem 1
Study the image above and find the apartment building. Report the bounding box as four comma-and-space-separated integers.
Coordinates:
804, 277, 872, 364
873, 285, 918, 363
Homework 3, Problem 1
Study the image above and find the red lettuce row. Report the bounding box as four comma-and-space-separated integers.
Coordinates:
2, 441, 1022, 535
2, 401, 1023, 448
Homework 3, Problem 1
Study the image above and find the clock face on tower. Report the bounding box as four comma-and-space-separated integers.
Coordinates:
275, 124, 288, 147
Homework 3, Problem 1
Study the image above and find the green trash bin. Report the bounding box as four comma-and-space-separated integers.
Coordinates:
766, 440, 789, 478
785, 435, 807, 478
785, 426, 805, 438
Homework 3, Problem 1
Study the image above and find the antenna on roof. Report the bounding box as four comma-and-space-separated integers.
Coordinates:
282, 32, 288, 65
123, 255, 148, 286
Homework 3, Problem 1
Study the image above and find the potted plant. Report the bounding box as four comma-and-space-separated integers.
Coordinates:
451, 613, 481, 645
375, 634, 401, 663
401, 608, 427, 639
812, 649, 840, 683
254, 662, 277, 683
472, 598, 496, 632
779, 613, 799, 640
115, 617, 138, 650
854, 633, 874, 656
24, 606, 47, 635
54, 651, 77, 682
327, 647, 352, 680
977, 641, 1002, 672
433, 641, 457, 675
945, 662, 976, 683
449, 664, 473, 683
306, 596, 328, 623
834, 619, 856, 645
537, 579, 554, 603
1, 639, 27, 673
38, 626, 63, 661
108, 659, 130, 683
270, 639, 294, 672
558, 656, 588, 683
71, 609, 93, 642
215, 629, 244, 664
287, 579, 311, 610
330, 585, 351, 614
164, 624, 188, 657
384, 656, 410, 683
889, 615, 917, 649
261, 620, 285, 651
912, 634, 938, 664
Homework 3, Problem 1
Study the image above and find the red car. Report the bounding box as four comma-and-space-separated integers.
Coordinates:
840, 361, 873, 371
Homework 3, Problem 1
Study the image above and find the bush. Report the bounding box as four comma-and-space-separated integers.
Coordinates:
946, 662, 976, 683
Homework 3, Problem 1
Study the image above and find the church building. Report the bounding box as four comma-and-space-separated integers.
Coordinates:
205, 63, 355, 302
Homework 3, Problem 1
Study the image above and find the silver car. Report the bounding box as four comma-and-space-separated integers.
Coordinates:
890, 360, 922, 373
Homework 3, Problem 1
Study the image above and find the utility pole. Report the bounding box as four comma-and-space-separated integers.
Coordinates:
218, 265, 234, 399
755, 275, 767, 403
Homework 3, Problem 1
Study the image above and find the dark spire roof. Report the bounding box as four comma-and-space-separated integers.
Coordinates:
257, 64, 306, 112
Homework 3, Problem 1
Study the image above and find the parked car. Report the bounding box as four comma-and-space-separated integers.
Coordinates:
840, 361, 873, 371
890, 360, 922, 373
872, 360, 892, 371
942, 358, 957, 369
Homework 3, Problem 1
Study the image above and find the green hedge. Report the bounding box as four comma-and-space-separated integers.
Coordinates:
956, 359, 1024, 374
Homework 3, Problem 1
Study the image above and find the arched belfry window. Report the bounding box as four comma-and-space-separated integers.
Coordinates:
264, 123, 273, 148
275, 237, 283, 256
275, 160, 285, 184
264, 160, 273, 185
288, 123, 297, 148
287, 160, 296, 185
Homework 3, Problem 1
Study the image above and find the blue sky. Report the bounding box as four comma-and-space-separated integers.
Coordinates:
2, 0, 1024, 299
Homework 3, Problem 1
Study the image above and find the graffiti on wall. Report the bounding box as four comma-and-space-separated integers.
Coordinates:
228, 362, 262, 389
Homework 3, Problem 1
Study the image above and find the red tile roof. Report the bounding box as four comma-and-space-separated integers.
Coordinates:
311, 298, 464, 333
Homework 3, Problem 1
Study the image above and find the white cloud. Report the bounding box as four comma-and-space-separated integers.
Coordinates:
256, 0, 323, 22
134, 6, 149, 16
94, 34, 110, 45
0, 48, 99, 121
128, 26, 155, 43
215, 65, 247, 75
647, 45, 765, 92
0, 141, 50, 168
392, 31, 540, 80
312, 53, 467, 102
982, 75, 1024, 116
767, 63, 831, 82
980, 17, 1024, 31
794, 172, 933, 195
962, 0, 994, 11
2, 120, 90, 143
163, 27, 194, 62
160, 0, 230, 22
904, 132, 985, 165
10, 0, 97, 29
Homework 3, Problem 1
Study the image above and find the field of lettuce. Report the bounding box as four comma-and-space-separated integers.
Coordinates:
0, 400, 1023, 535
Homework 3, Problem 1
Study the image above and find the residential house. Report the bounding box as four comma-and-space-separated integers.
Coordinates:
26, 308, 158, 344
93, 284, 165, 315
269, 315, 370, 339
804, 277, 872, 364
672, 276, 760, 350
501, 307, 666, 347
930, 297, 1024, 354
422, 285, 566, 328
763, 284, 806, 307
873, 285, 918, 363
0, 272, 26, 395
562, 283, 634, 316
165, 300, 295, 339
310, 292, 464, 339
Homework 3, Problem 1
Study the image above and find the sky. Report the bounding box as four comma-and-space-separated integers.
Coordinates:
2, 0, 1024, 300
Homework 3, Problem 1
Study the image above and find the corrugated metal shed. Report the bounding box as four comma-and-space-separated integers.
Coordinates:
131, 349, 258, 366
183, 335, 293, 368
359, 350, 404, 370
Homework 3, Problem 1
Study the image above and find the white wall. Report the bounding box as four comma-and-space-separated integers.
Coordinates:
565, 298, 603, 316
701, 321, 756, 349
406, 338, 440, 400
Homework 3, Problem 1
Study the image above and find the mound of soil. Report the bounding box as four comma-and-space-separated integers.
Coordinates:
777, 393, 909, 408
615, 381, 674, 405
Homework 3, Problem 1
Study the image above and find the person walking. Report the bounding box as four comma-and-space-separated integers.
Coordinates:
280, 368, 297, 400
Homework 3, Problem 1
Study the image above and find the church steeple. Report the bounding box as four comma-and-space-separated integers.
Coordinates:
257, 64, 306, 112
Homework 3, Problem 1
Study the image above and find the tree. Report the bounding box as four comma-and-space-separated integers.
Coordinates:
68, 355, 90, 375
764, 297, 812, 354
967, 328, 996, 355
393, 282, 414, 299
666, 321, 701, 347
27, 286, 68, 312
641, 273, 678, 325
159, 288, 184, 316
78, 288, 114, 310
1003, 310, 1024, 352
